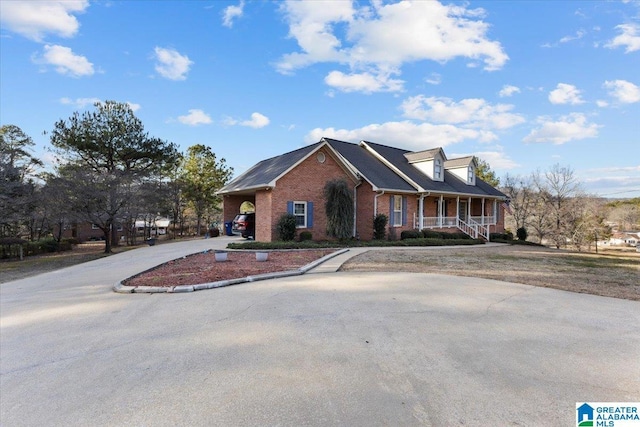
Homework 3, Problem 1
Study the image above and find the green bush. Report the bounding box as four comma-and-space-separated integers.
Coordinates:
421, 229, 443, 238
490, 232, 513, 241
299, 231, 313, 241
516, 227, 528, 241
276, 213, 297, 241
400, 229, 421, 239
227, 237, 485, 250
373, 213, 388, 240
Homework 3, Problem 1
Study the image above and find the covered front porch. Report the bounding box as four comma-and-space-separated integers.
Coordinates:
413, 194, 502, 240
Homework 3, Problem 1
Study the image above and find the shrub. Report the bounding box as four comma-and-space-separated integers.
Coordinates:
400, 229, 421, 239
324, 179, 354, 240
516, 227, 528, 241
373, 213, 388, 240
276, 213, 297, 241
421, 229, 443, 238
490, 231, 514, 241
299, 231, 313, 241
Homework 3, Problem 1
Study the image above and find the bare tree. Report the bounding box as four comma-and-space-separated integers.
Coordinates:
533, 164, 581, 248
501, 174, 536, 231
608, 203, 640, 231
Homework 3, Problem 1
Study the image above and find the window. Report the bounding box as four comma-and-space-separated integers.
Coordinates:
468, 166, 474, 183
288, 200, 314, 228
294, 201, 307, 228
91, 224, 99, 230
392, 196, 404, 227
434, 158, 442, 180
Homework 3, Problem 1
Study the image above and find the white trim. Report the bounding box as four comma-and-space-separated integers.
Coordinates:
359, 141, 425, 192
392, 195, 403, 227
293, 201, 307, 228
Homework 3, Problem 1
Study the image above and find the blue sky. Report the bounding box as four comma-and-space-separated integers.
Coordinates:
1, 0, 639, 197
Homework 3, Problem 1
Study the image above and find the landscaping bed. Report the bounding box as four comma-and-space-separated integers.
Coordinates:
123, 249, 337, 288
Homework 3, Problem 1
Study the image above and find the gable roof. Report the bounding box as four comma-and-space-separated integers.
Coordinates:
218, 143, 321, 194
444, 156, 476, 169
404, 147, 446, 163
219, 137, 506, 199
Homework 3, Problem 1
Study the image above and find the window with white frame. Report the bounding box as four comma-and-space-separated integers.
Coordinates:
393, 196, 402, 226
434, 158, 442, 180
467, 166, 474, 183
294, 201, 307, 228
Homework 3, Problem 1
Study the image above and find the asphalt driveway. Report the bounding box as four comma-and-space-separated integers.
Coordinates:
1, 239, 638, 426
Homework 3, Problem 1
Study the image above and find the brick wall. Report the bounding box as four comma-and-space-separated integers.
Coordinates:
355, 182, 375, 240
266, 147, 357, 242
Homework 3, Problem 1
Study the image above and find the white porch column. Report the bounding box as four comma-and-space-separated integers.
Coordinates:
439, 194, 444, 227
481, 198, 485, 225
456, 196, 460, 220
493, 200, 497, 224
467, 197, 471, 220
418, 195, 424, 230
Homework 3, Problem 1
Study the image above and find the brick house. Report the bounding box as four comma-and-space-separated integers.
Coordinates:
218, 138, 507, 242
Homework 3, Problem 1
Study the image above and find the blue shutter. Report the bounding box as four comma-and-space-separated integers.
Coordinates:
287, 201, 293, 215
307, 201, 313, 228
389, 196, 394, 224
402, 196, 407, 226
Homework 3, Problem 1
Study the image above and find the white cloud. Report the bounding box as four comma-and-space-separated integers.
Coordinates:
305, 121, 496, 150
0, 0, 88, 42
60, 97, 141, 112
60, 97, 100, 108
498, 85, 520, 97
153, 47, 193, 80
276, 0, 508, 93
425, 72, 441, 85
400, 95, 525, 130
126, 102, 141, 112
596, 100, 609, 108
324, 70, 404, 93
242, 112, 270, 128
35, 44, 94, 77
559, 29, 586, 44
178, 109, 212, 126
605, 23, 640, 53
548, 83, 585, 105
603, 79, 640, 104
523, 113, 600, 144
224, 112, 270, 128
222, 1, 244, 28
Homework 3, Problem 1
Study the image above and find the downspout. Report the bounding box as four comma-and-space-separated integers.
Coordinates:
374, 190, 385, 218
353, 181, 361, 238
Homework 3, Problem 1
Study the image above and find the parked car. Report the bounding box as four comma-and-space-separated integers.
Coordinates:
232, 213, 255, 239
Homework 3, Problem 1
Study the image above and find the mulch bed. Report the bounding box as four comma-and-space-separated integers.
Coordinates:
124, 249, 337, 288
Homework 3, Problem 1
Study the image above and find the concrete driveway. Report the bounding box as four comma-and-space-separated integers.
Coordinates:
1, 239, 639, 426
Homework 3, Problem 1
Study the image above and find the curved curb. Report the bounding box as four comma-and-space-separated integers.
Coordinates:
113, 248, 349, 294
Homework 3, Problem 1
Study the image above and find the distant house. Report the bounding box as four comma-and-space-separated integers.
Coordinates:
604, 231, 640, 246
55, 217, 171, 242
218, 138, 508, 242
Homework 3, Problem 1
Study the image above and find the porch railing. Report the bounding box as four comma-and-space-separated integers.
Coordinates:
468, 218, 490, 241
414, 216, 495, 228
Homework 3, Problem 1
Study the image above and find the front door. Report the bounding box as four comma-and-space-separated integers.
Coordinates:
459, 201, 467, 222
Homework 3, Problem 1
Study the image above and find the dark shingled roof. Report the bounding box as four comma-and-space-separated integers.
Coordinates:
324, 138, 415, 192
219, 138, 506, 199
218, 142, 320, 194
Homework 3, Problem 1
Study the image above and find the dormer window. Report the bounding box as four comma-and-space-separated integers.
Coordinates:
467, 166, 474, 184
434, 159, 442, 180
